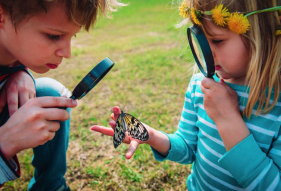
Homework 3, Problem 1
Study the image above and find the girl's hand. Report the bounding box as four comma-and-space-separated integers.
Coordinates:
92, 106, 171, 159
0, 96, 77, 160
200, 78, 240, 123
0, 71, 36, 116
91, 106, 155, 159
200, 77, 250, 151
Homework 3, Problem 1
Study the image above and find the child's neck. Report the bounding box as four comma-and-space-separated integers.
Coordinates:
0, 43, 17, 67
217, 74, 247, 86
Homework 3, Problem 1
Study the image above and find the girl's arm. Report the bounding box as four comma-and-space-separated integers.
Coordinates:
200, 77, 281, 190
92, 77, 199, 163
200, 78, 250, 151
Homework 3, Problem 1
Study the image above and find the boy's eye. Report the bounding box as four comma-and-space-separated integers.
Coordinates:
47, 34, 60, 41
212, 40, 223, 44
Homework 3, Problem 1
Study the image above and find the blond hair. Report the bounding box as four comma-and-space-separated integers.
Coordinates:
0, 0, 126, 31
181, 0, 281, 118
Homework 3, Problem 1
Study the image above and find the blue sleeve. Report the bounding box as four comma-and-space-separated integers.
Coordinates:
219, 133, 281, 190
0, 151, 20, 185
151, 77, 199, 164
24, 68, 36, 86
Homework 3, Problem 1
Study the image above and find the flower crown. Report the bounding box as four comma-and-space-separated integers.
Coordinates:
179, 0, 281, 35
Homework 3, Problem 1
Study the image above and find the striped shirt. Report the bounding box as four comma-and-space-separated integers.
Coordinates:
151, 73, 281, 191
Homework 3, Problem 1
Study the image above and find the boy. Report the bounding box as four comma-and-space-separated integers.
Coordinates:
0, 0, 125, 190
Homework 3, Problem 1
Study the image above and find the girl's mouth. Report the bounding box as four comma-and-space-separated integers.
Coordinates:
46, 63, 59, 69
215, 65, 222, 70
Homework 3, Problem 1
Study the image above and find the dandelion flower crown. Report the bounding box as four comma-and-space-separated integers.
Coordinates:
179, 0, 281, 35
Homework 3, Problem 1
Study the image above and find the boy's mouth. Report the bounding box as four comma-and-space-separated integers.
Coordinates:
215, 65, 222, 70
46, 63, 60, 69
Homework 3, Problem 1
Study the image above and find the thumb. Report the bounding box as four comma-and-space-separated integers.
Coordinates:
219, 79, 234, 93
125, 140, 139, 159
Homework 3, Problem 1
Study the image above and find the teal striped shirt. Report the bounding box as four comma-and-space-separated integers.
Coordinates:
152, 73, 281, 190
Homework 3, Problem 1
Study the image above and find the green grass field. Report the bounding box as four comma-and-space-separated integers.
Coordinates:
2, 1, 196, 190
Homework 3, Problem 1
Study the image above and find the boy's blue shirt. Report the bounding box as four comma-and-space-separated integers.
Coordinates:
151, 73, 281, 190
0, 68, 35, 186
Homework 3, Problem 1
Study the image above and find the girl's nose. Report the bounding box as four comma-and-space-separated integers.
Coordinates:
212, 51, 216, 59
55, 41, 71, 58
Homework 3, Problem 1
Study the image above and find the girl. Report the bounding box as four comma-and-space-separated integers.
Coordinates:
92, 0, 281, 190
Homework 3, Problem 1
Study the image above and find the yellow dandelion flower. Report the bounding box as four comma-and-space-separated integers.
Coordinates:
227, 13, 250, 35
191, 8, 202, 25
211, 4, 230, 26
275, 30, 281, 36
179, 0, 190, 18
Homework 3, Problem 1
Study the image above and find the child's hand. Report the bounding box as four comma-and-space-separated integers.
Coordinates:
200, 78, 241, 123
0, 96, 77, 160
200, 77, 250, 151
91, 106, 156, 159
0, 71, 36, 116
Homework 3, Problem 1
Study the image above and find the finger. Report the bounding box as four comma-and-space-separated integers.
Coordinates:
46, 120, 60, 132
7, 89, 19, 116
109, 121, 116, 130
19, 91, 29, 107
0, 88, 7, 113
200, 84, 208, 94
125, 140, 139, 159
91, 125, 114, 137
36, 97, 77, 108
218, 79, 235, 94
48, 132, 56, 141
200, 77, 217, 89
39, 108, 70, 121
113, 106, 121, 121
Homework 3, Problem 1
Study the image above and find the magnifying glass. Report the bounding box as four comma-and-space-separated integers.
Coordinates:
61, 57, 114, 109
187, 25, 215, 78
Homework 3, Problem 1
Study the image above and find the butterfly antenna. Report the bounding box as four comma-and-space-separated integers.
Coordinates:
122, 102, 129, 112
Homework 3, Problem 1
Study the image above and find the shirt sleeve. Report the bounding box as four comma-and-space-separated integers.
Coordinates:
151, 77, 199, 164
219, 132, 281, 190
0, 150, 21, 187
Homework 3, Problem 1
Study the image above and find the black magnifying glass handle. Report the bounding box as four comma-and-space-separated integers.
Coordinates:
59, 57, 114, 110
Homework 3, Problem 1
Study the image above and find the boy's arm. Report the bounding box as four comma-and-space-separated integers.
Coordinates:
0, 151, 21, 187
151, 79, 198, 164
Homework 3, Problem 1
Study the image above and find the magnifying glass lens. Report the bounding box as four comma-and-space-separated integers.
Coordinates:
187, 25, 215, 78
190, 33, 208, 74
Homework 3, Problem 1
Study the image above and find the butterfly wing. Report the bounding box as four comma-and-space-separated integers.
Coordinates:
123, 113, 149, 141
113, 114, 126, 148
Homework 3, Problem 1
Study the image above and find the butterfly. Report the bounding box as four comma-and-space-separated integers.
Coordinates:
113, 110, 149, 148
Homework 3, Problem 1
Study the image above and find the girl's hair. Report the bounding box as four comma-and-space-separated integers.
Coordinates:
184, 0, 281, 118
0, 0, 126, 31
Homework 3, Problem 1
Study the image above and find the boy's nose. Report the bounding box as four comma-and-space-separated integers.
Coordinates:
55, 42, 71, 58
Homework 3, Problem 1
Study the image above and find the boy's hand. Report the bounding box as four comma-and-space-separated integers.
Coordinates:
0, 97, 77, 160
0, 71, 36, 116
91, 106, 155, 159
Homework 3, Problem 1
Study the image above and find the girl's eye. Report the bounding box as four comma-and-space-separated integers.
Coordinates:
47, 34, 60, 41
212, 40, 223, 44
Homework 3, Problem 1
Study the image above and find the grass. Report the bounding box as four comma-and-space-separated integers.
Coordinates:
1, 0, 195, 190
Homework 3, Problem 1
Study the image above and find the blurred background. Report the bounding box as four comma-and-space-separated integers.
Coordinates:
2, 0, 195, 190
